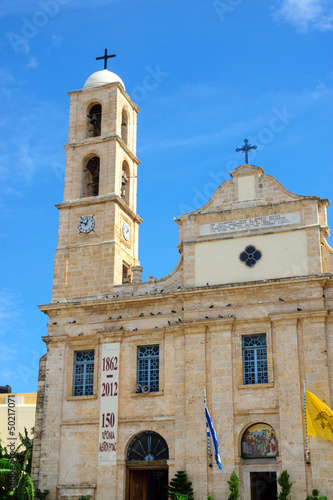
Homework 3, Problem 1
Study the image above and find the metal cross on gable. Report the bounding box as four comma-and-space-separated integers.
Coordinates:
236, 139, 257, 164
96, 49, 116, 70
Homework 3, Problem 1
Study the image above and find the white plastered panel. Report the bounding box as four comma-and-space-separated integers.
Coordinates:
195, 230, 308, 286
237, 176, 256, 201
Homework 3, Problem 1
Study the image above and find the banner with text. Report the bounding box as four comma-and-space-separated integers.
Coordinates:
98, 342, 120, 465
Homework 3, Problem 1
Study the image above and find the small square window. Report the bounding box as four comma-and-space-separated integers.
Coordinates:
73, 350, 94, 396
137, 345, 159, 392
242, 334, 268, 385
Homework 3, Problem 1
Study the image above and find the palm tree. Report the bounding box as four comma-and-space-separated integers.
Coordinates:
0, 453, 34, 499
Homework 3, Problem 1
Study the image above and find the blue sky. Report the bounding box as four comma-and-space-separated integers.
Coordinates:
0, 0, 332, 393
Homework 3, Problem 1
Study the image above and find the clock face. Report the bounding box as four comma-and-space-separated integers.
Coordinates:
122, 222, 130, 241
78, 216, 95, 234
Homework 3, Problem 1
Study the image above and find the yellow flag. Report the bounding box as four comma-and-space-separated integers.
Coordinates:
305, 390, 333, 441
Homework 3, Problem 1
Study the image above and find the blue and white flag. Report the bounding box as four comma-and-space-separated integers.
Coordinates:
205, 404, 223, 471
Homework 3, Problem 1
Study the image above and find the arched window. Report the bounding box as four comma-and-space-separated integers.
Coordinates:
82, 156, 100, 197
121, 108, 128, 145
87, 103, 102, 138
127, 431, 169, 462
121, 160, 130, 205
241, 423, 278, 459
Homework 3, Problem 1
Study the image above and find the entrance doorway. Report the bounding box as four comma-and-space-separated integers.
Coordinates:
129, 469, 168, 500
250, 472, 277, 500
127, 432, 169, 500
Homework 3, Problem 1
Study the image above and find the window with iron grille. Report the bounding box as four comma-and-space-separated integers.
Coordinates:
242, 334, 268, 385
73, 350, 94, 396
137, 345, 159, 392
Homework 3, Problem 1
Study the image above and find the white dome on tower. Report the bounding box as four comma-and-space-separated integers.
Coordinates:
83, 69, 125, 90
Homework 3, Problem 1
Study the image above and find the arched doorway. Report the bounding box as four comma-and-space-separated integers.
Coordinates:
126, 431, 169, 500
241, 423, 279, 500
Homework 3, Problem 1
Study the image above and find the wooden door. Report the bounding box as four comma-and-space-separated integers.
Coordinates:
129, 470, 147, 500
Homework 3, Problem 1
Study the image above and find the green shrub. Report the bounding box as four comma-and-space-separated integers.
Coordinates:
306, 489, 327, 500
35, 489, 50, 499
174, 494, 192, 500
166, 470, 194, 500
227, 469, 240, 500
277, 470, 292, 500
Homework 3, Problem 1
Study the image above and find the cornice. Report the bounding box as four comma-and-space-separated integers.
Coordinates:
229, 164, 264, 178
180, 224, 322, 247
119, 415, 174, 423
58, 483, 97, 491
61, 419, 99, 426
38, 274, 333, 314
179, 197, 324, 221
64, 134, 140, 165
234, 318, 271, 327
55, 194, 143, 224
42, 334, 68, 344
233, 407, 279, 416
68, 81, 140, 113
93, 317, 235, 336
269, 310, 328, 322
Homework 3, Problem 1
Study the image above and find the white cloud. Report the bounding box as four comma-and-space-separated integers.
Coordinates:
0, 0, 122, 17
310, 82, 327, 98
18, 141, 35, 182
0, 289, 19, 337
0, 70, 15, 85
0, 90, 67, 188
0, 342, 38, 390
0, 342, 20, 363
2, 187, 23, 198
6, 32, 30, 55
139, 116, 268, 154
0, 290, 40, 390
139, 81, 333, 155
273, 0, 333, 31
51, 34, 63, 47
26, 56, 39, 69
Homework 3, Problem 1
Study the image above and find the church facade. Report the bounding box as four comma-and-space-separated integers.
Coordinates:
32, 68, 333, 500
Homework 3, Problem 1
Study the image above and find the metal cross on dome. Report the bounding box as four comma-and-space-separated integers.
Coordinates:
96, 49, 116, 70
236, 139, 257, 164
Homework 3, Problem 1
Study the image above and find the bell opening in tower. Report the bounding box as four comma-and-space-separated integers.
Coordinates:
121, 107, 129, 145
87, 103, 102, 137
82, 156, 100, 197
121, 160, 130, 205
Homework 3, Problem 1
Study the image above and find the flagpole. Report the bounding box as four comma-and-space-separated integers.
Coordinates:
303, 381, 310, 463
204, 388, 212, 467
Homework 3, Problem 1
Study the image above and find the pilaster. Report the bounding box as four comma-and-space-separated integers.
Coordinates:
271, 316, 307, 497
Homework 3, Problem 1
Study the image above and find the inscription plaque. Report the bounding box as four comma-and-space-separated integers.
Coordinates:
200, 212, 300, 236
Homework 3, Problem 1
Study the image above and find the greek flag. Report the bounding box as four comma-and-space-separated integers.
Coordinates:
205, 405, 223, 471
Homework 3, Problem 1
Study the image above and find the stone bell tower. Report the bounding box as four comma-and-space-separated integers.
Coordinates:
52, 65, 142, 300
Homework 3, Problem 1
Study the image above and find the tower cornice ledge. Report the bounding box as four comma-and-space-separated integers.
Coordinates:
64, 134, 140, 165
68, 81, 140, 113
55, 194, 143, 224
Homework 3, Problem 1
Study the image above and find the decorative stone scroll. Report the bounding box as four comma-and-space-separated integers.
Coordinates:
200, 212, 300, 236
